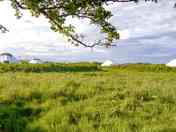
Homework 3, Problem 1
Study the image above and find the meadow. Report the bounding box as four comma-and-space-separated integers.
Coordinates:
0, 63, 176, 132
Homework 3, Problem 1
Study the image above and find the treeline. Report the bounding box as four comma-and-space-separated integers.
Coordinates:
0, 63, 176, 73
0, 63, 99, 73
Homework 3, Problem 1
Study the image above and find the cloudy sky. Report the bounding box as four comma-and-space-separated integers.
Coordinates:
0, 0, 176, 63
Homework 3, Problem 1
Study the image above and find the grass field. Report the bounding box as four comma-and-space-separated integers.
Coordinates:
0, 63, 176, 132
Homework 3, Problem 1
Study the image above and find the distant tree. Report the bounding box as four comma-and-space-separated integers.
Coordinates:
0, 0, 162, 47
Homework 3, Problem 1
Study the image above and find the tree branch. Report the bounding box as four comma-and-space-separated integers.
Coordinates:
40, 10, 111, 48
0, 24, 9, 33
104, 0, 158, 3
10, 0, 159, 48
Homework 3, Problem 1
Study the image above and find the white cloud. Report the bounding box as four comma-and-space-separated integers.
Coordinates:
119, 30, 130, 40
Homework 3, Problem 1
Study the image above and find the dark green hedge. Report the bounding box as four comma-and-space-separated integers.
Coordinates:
0, 63, 99, 73
1, 63, 175, 73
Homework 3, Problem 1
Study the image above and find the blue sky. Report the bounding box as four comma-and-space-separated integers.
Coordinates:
0, 0, 176, 63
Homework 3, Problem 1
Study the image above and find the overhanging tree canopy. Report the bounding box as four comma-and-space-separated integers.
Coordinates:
0, 0, 160, 47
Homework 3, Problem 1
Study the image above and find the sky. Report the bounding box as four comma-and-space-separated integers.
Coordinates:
0, 0, 176, 63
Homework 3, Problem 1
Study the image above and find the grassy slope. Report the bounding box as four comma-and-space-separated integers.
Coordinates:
0, 64, 176, 132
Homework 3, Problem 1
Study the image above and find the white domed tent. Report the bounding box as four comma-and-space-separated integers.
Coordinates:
166, 59, 176, 67
0, 53, 17, 63
29, 59, 43, 64
101, 60, 113, 67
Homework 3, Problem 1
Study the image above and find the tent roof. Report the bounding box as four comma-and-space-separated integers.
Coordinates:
101, 60, 113, 67
0, 53, 13, 57
166, 59, 176, 67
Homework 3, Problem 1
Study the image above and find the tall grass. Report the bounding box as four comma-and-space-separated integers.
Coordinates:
0, 63, 176, 132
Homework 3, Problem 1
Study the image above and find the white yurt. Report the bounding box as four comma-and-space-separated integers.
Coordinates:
101, 60, 113, 67
166, 59, 176, 67
0, 53, 17, 63
29, 59, 43, 64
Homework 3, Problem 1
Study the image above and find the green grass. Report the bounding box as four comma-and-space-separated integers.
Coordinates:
0, 63, 176, 132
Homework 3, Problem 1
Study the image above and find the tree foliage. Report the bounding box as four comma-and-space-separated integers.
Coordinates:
0, 0, 159, 47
